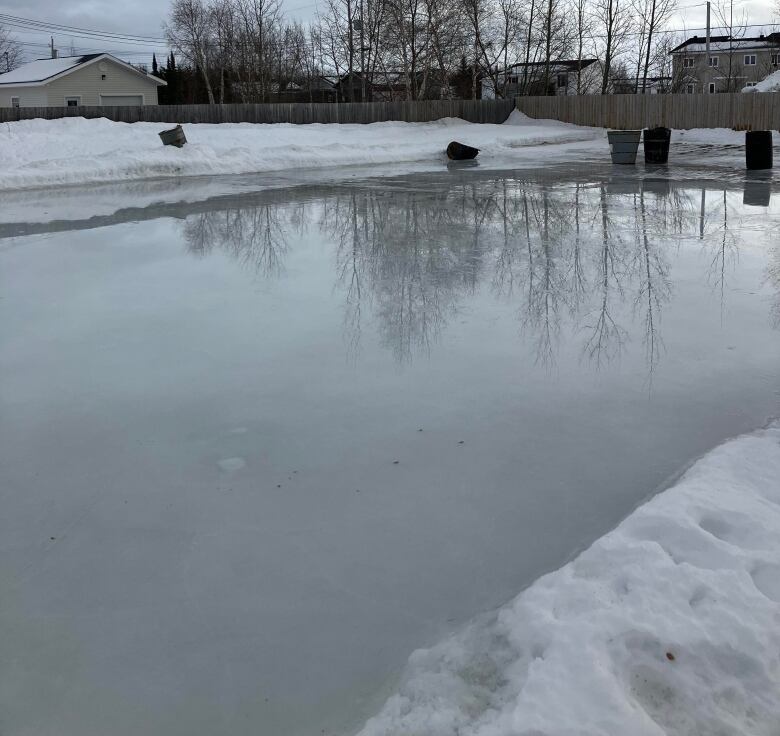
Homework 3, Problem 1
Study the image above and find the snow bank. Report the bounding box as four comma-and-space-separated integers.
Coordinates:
673, 127, 748, 146
0, 113, 599, 192
743, 70, 780, 93
359, 423, 780, 736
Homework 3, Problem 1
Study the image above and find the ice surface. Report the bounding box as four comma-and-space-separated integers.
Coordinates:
217, 457, 246, 472
1, 165, 779, 736
360, 422, 780, 736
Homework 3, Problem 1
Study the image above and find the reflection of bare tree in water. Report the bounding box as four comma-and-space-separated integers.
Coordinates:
324, 183, 498, 364
520, 188, 572, 367
581, 185, 627, 367
183, 204, 290, 277
569, 183, 588, 313
175, 173, 762, 372
635, 190, 672, 376
703, 189, 739, 325
322, 176, 678, 369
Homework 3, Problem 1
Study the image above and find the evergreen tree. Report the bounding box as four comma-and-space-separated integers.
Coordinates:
152, 53, 158, 76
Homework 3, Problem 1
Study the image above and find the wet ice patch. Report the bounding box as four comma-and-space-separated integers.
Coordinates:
217, 457, 246, 472
359, 423, 780, 736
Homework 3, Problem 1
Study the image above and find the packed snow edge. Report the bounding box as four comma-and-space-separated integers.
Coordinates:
358, 422, 780, 736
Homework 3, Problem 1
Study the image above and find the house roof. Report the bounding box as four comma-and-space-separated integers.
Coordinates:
671, 33, 780, 53
0, 53, 165, 87
506, 59, 598, 71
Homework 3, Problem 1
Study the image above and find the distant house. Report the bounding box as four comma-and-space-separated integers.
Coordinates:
283, 76, 338, 103
637, 76, 673, 94
671, 33, 780, 93
335, 70, 451, 102
0, 52, 166, 108
482, 59, 599, 98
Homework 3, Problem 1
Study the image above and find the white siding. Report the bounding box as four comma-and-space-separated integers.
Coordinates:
43, 58, 160, 106
0, 87, 47, 107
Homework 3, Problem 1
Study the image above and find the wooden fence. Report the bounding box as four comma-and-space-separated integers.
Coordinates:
516, 93, 780, 130
0, 99, 515, 125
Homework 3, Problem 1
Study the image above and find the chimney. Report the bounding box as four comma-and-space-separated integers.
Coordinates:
51, 37, 58, 59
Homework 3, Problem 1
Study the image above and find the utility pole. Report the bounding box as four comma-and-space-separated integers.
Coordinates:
705, 1, 711, 93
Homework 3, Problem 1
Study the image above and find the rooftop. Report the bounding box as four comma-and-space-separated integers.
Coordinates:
0, 53, 164, 86
671, 33, 780, 53
0, 55, 102, 85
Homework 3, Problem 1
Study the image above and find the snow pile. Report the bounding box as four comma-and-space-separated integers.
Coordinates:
0, 112, 599, 191
743, 70, 780, 93
359, 423, 780, 736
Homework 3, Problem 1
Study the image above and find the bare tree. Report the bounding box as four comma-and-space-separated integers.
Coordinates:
714, 0, 750, 92
319, 0, 360, 99
539, 0, 568, 93
593, 0, 634, 94
165, 0, 218, 103
570, 0, 594, 93
234, 0, 283, 102
631, 0, 676, 92
0, 24, 22, 73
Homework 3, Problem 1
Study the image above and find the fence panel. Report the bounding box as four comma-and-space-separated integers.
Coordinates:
516, 93, 780, 130
0, 98, 502, 125
0, 98, 515, 126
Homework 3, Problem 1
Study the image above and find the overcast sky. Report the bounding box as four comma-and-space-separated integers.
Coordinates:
1, 0, 776, 67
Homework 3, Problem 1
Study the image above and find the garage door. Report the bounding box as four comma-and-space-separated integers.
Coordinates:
100, 95, 143, 106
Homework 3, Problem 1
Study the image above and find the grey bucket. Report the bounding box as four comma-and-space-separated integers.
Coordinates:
607, 130, 642, 165
159, 124, 187, 148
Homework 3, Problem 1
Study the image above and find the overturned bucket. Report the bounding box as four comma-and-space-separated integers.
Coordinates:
607, 130, 642, 165
446, 141, 479, 160
159, 124, 187, 148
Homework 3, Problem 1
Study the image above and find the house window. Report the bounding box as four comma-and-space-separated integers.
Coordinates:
686, 83, 695, 94
744, 54, 756, 65
683, 57, 695, 68
708, 56, 719, 67
65, 97, 81, 107
10, 96, 19, 108
744, 81, 757, 87
771, 54, 779, 66
709, 82, 716, 93
556, 73, 568, 88
508, 75, 518, 84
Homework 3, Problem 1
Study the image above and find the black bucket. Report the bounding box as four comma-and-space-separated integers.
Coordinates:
446, 141, 479, 160
745, 131, 773, 170
643, 127, 671, 164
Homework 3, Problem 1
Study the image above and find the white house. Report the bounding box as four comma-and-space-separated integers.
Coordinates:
671, 33, 780, 93
0, 53, 166, 108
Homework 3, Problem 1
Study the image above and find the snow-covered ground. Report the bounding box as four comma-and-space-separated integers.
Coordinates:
0, 110, 601, 192
0, 110, 771, 195
360, 422, 780, 736
0, 111, 770, 224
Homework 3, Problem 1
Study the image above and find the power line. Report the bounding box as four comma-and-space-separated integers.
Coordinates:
0, 13, 167, 43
